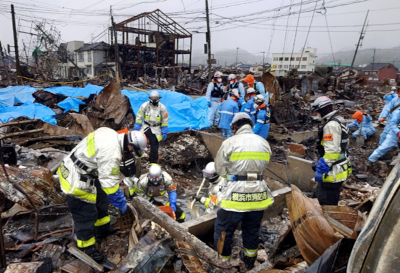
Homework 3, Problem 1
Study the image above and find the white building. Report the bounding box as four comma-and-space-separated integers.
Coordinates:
271, 48, 317, 77
58, 41, 109, 79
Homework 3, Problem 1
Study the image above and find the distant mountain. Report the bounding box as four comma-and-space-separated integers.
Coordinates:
191, 48, 264, 66
317, 45, 400, 68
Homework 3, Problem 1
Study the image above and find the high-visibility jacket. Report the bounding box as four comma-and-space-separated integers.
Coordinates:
135, 101, 169, 141
215, 124, 274, 212
57, 127, 125, 204
244, 95, 257, 124
316, 111, 351, 183
218, 97, 239, 130
134, 171, 176, 203
199, 176, 227, 214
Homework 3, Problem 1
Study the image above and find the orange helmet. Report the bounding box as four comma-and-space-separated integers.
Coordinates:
352, 110, 363, 123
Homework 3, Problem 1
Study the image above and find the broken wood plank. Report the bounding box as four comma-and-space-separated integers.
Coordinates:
131, 196, 231, 269
67, 245, 104, 272
4, 261, 43, 273
176, 241, 208, 273
0, 129, 44, 140
61, 259, 94, 273
37, 244, 63, 269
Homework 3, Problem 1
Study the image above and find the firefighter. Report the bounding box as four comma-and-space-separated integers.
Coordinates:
253, 94, 271, 139
348, 110, 375, 140
134, 91, 169, 165
58, 128, 148, 262
206, 71, 225, 128
311, 96, 351, 206
214, 112, 274, 270
130, 165, 185, 222
195, 162, 227, 215
227, 74, 245, 98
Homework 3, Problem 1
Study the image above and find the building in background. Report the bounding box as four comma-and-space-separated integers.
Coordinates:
58, 41, 109, 78
359, 63, 398, 85
271, 48, 317, 77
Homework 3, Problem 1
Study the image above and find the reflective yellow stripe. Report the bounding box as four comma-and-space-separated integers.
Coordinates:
77, 237, 96, 248
58, 167, 71, 192
138, 110, 142, 114
135, 120, 142, 124
157, 135, 162, 141
222, 255, 231, 260
72, 188, 97, 203
129, 188, 135, 195
161, 123, 168, 127
150, 163, 158, 166
321, 140, 325, 146
177, 211, 185, 220
87, 132, 96, 157
156, 117, 161, 121
230, 152, 270, 161
323, 170, 348, 182
145, 115, 150, 120
94, 215, 110, 227
111, 167, 120, 176
160, 190, 166, 195
243, 248, 258, 258
204, 197, 211, 208
103, 184, 120, 195
220, 198, 272, 210
323, 153, 340, 160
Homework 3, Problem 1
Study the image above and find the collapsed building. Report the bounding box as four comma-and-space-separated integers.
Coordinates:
109, 9, 192, 85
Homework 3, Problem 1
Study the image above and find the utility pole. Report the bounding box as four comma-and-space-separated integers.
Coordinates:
205, 0, 212, 82
0, 42, 10, 85
351, 10, 369, 69
236, 47, 239, 64
110, 6, 121, 84
371, 48, 376, 83
261, 51, 266, 68
11, 4, 21, 84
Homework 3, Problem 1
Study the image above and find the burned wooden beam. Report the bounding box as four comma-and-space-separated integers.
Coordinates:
0, 129, 44, 141
131, 196, 232, 270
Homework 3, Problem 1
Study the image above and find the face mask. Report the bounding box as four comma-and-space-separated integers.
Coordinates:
150, 100, 159, 106
217, 78, 222, 83
253, 103, 259, 109
230, 80, 235, 85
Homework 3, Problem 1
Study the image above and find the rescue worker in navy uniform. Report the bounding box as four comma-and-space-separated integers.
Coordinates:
311, 96, 351, 206
130, 165, 185, 222
214, 113, 274, 270
134, 91, 169, 165
206, 71, 225, 127
58, 128, 148, 262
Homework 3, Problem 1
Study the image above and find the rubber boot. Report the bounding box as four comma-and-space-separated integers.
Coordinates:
95, 223, 118, 239
82, 245, 104, 263
240, 250, 256, 270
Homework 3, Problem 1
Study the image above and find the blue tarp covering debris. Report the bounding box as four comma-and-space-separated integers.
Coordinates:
58, 98, 85, 113
0, 85, 209, 132
44, 83, 103, 98
122, 90, 209, 133
0, 101, 57, 124
0, 85, 35, 107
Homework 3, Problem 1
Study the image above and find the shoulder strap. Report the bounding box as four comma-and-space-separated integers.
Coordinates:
390, 103, 400, 113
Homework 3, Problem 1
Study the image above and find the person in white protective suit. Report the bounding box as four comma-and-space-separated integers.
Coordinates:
213, 112, 274, 270
311, 96, 352, 206
194, 162, 227, 215
134, 91, 169, 165
58, 128, 147, 262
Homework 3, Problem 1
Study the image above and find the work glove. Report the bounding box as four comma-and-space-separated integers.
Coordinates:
161, 126, 168, 141
208, 102, 211, 108
315, 171, 323, 183
120, 204, 127, 215
133, 123, 141, 131
379, 118, 386, 123
168, 191, 177, 212
316, 158, 330, 174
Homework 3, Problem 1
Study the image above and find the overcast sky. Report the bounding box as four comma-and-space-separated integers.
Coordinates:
0, 0, 399, 63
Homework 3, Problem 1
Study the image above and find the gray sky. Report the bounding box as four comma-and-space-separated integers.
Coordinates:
0, 0, 399, 64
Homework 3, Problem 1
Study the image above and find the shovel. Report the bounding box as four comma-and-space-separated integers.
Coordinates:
356, 121, 364, 146
187, 178, 206, 218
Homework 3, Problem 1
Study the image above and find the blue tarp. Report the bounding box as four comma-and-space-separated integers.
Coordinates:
0, 101, 57, 124
122, 90, 209, 133
0, 85, 35, 107
58, 98, 85, 113
43, 83, 103, 98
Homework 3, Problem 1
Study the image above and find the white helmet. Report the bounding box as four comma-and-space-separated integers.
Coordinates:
228, 74, 236, 81
214, 71, 223, 78
231, 88, 240, 98
247, 88, 257, 95
310, 96, 333, 112
391, 86, 397, 92
254, 94, 265, 104
149, 91, 161, 105
148, 165, 163, 186
230, 112, 253, 130
128, 131, 148, 157
203, 162, 219, 181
